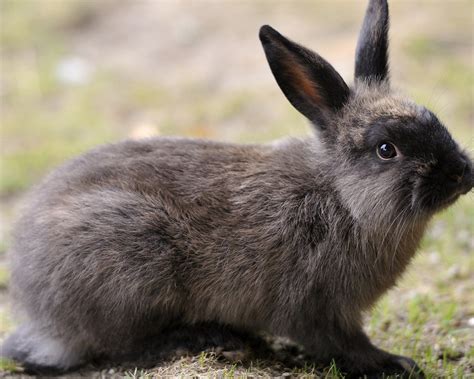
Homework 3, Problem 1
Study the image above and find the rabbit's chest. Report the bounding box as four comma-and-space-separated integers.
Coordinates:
346, 223, 427, 308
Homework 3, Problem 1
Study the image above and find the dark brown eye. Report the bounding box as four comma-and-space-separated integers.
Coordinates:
377, 142, 397, 160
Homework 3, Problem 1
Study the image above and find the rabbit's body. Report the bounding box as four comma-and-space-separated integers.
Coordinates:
3, 1, 472, 377
7, 134, 425, 371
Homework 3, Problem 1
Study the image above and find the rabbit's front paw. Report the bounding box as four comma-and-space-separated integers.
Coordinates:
362, 355, 424, 379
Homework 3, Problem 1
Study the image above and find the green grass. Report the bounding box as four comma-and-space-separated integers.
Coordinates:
0, 358, 22, 374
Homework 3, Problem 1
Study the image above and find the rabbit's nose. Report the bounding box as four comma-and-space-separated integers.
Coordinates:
446, 159, 466, 184
447, 173, 463, 184
452, 158, 473, 195
461, 162, 474, 193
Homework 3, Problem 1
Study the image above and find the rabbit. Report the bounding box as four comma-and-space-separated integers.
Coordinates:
2, 0, 472, 377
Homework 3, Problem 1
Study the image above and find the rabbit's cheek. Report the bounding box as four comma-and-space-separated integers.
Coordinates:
336, 170, 405, 225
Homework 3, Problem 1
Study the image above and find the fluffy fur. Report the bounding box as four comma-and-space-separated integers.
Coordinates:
2, 0, 472, 377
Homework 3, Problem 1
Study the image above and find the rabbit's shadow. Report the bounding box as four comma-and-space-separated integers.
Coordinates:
90, 322, 313, 375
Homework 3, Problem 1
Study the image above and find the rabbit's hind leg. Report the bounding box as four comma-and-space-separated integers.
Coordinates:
1, 323, 88, 374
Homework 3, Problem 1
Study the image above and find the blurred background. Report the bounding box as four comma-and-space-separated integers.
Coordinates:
0, 0, 473, 376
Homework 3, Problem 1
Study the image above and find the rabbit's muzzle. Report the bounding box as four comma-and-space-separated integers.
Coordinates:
445, 156, 473, 195
413, 152, 472, 213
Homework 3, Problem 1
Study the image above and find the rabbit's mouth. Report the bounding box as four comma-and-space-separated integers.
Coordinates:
443, 179, 472, 204
439, 192, 461, 208
413, 194, 457, 216
412, 181, 467, 215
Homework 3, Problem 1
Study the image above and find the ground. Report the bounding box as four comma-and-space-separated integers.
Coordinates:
0, 1, 473, 378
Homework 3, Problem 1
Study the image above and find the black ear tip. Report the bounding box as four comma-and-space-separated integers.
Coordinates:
259, 25, 279, 44
369, 0, 388, 7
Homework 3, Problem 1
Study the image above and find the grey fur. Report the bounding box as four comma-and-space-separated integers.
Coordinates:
2, 1, 472, 377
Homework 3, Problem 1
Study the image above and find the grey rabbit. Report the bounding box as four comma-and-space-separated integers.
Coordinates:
2, 0, 473, 377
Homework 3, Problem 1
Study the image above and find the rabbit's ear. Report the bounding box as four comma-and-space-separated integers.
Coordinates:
355, 0, 389, 84
259, 25, 350, 130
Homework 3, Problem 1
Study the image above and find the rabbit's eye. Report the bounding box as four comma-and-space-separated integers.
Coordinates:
377, 142, 397, 160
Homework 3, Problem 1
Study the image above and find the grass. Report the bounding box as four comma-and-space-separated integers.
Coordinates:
121, 352, 320, 379
0, 1, 473, 378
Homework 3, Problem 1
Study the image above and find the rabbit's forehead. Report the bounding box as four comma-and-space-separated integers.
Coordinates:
367, 96, 424, 119
341, 93, 455, 153
360, 110, 456, 158
342, 93, 422, 135
339, 89, 459, 161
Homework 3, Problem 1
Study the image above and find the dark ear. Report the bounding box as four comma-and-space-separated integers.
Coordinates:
355, 0, 389, 84
259, 25, 350, 130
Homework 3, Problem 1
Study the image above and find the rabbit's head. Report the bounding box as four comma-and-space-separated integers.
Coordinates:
260, 0, 472, 226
